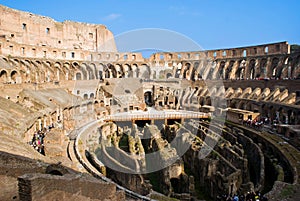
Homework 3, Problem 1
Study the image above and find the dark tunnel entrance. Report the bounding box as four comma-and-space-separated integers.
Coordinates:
144, 91, 154, 106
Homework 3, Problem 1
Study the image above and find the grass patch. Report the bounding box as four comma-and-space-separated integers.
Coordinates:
280, 184, 296, 199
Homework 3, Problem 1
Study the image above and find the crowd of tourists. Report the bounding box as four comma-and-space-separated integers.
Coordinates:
28, 123, 54, 155
216, 191, 268, 201
242, 116, 278, 130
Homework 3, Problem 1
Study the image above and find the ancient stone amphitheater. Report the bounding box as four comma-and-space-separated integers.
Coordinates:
0, 5, 299, 201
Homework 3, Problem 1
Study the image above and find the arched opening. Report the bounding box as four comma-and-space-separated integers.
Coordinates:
90, 93, 95, 99
83, 94, 88, 100
0, 70, 8, 83
86, 65, 95, 80
259, 58, 267, 78
75, 72, 82, 80
105, 69, 110, 78
183, 63, 191, 79
99, 70, 103, 80
166, 72, 172, 79
225, 60, 235, 80
219, 61, 225, 79
11, 70, 18, 83
249, 59, 256, 79
271, 58, 279, 78
144, 91, 154, 106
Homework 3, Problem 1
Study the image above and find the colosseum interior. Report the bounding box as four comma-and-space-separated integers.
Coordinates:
0, 4, 300, 201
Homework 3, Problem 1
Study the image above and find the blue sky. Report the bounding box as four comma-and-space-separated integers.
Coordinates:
1, 0, 299, 51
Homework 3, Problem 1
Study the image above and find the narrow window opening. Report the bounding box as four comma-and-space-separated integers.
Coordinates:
243, 49, 247, 57
222, 50, 227, 57
264, 46, 269, 54
71, 52, 75, 58
21, 47, 25, 55
32, 48, 36, 56
254, 48, 257, 54
9, 46, 13, 54
124, 54, 128, 60
46, 28, 50, 34
22, 23, 27, 30
213, 52, 217, 58
232, 50, 236, 56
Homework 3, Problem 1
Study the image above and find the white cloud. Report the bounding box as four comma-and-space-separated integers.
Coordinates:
168, 5, 201, 16
102, 13, 121, 21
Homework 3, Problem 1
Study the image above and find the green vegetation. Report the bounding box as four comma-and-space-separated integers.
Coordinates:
279, 184, 296, 199
148, 172, 161, 192
118, 134, 129, 152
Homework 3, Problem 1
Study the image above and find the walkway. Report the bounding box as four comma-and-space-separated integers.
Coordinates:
103, 108, 210, 122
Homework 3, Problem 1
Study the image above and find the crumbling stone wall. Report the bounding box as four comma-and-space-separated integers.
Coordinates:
18, 173, 125, 201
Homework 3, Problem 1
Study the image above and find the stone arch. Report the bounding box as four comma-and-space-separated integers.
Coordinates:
10, 70, 19, 83
73, 62, 87, 80
30, 60, 43, 83
81, 63, 93, 80
123, 64, 132, 78
54, 62, 65, 81
0, 69, 8, 83
236, 60, 246, 79
270, 57, 279, 78
248, 59, 256, 79
90, 93, 95, 99
115, 64, 124, 78
75, 72, 82, 80
166, 72, 173, 79
44, 61, 55, 82
140, 64, 150, 79
63, 62, 73, 80
104, 66, 110, 78
225, 60, 235, 80
131, 64, 139, 78
205, 96, 212, 106
280, 57, 292, 79
259, 58, 268, 78
293, 55, 300, 78
219, 61, 226, 79
108, 63, 117, 78
20, 59, 32, 82
98, 63, 105, 80
182, 62, 191, 79
90, 63, 97, 79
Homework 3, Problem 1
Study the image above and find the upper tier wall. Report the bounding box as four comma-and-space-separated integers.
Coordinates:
0, 5, 117, 54
150, 42, 290, 61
